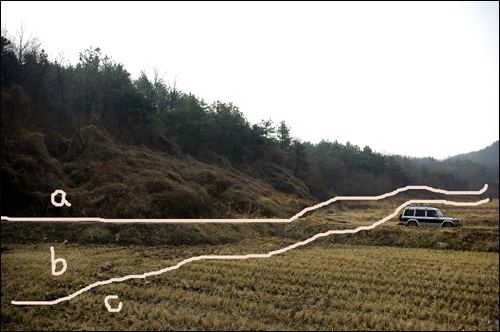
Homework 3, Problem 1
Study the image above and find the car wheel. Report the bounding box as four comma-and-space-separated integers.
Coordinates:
442, 222, 452, 227
408, 221, 418, 227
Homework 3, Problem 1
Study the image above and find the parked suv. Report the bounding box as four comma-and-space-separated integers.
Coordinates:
398, 204, 463, 227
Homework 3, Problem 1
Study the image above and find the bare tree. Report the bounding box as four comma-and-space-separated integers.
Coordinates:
13, 22, 44, 86
54, 52, 74, 123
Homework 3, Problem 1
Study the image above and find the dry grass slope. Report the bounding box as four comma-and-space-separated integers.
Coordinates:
2, 125, 315, 219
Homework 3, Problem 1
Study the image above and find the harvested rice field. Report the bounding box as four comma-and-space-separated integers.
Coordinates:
1, 239, 498, 331
2, 198, 498, 330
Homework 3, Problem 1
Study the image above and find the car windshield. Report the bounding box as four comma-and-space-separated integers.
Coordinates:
436, 210, 445, 217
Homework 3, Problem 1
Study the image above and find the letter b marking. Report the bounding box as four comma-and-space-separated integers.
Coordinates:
51, 246, 67, 276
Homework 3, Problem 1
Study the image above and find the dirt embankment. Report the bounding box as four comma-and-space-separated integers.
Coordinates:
0, 220, 284, 247
1, 220, 498, 252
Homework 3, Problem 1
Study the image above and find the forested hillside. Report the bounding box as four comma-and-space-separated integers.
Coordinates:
1, 30, 498, 218
445, 140, 499, 169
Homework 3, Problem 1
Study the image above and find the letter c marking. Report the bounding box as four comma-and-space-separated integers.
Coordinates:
105, 295, 122, 312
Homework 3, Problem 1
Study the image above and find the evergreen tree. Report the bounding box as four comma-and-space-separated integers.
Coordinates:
276, 120, 291, 150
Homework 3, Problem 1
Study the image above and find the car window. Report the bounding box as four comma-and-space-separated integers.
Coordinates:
415, 209, 426, 217
436, 210, 444, 217
404, 209, 415, 217
427, 210, 436, 217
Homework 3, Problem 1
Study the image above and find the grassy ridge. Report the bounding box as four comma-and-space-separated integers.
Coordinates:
3, 198, 497, 252
0, 221, 284, 246
2, 221, 498, 252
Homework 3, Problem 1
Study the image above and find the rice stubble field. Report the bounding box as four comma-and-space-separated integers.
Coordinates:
1, 199, 498, 330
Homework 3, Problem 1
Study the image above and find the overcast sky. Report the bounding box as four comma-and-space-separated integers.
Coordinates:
2, 1, 499, 159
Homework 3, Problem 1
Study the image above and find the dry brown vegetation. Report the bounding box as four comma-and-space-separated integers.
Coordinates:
2, 197, 498, 252
2, 200, 499, 330
1, 241, 498, 331
2, 120, 499, 331
2, 35, 499, 330
283, 197, 499, 252
2, 124, 315, 219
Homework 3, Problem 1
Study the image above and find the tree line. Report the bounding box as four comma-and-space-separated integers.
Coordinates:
2, 27, 498, 199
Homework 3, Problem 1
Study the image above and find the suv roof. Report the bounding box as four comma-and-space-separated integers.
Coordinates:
404, 206, 440, 211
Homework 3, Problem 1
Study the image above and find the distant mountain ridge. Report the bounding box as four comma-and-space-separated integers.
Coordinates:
446, 140, 499, 169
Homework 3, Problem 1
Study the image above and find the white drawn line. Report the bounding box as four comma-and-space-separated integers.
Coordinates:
1, 184, 489, 223
11, 197, 489, 306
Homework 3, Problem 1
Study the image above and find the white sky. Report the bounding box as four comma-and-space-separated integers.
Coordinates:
2, 1, 499, 160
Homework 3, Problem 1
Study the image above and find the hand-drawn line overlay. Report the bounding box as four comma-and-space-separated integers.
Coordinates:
10, 184, 489, 306
1, 184, 489, 223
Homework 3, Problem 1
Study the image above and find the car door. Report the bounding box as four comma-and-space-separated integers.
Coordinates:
402, 208, 415, 224
425, 209, 440, 227
415, 208, 427, 226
